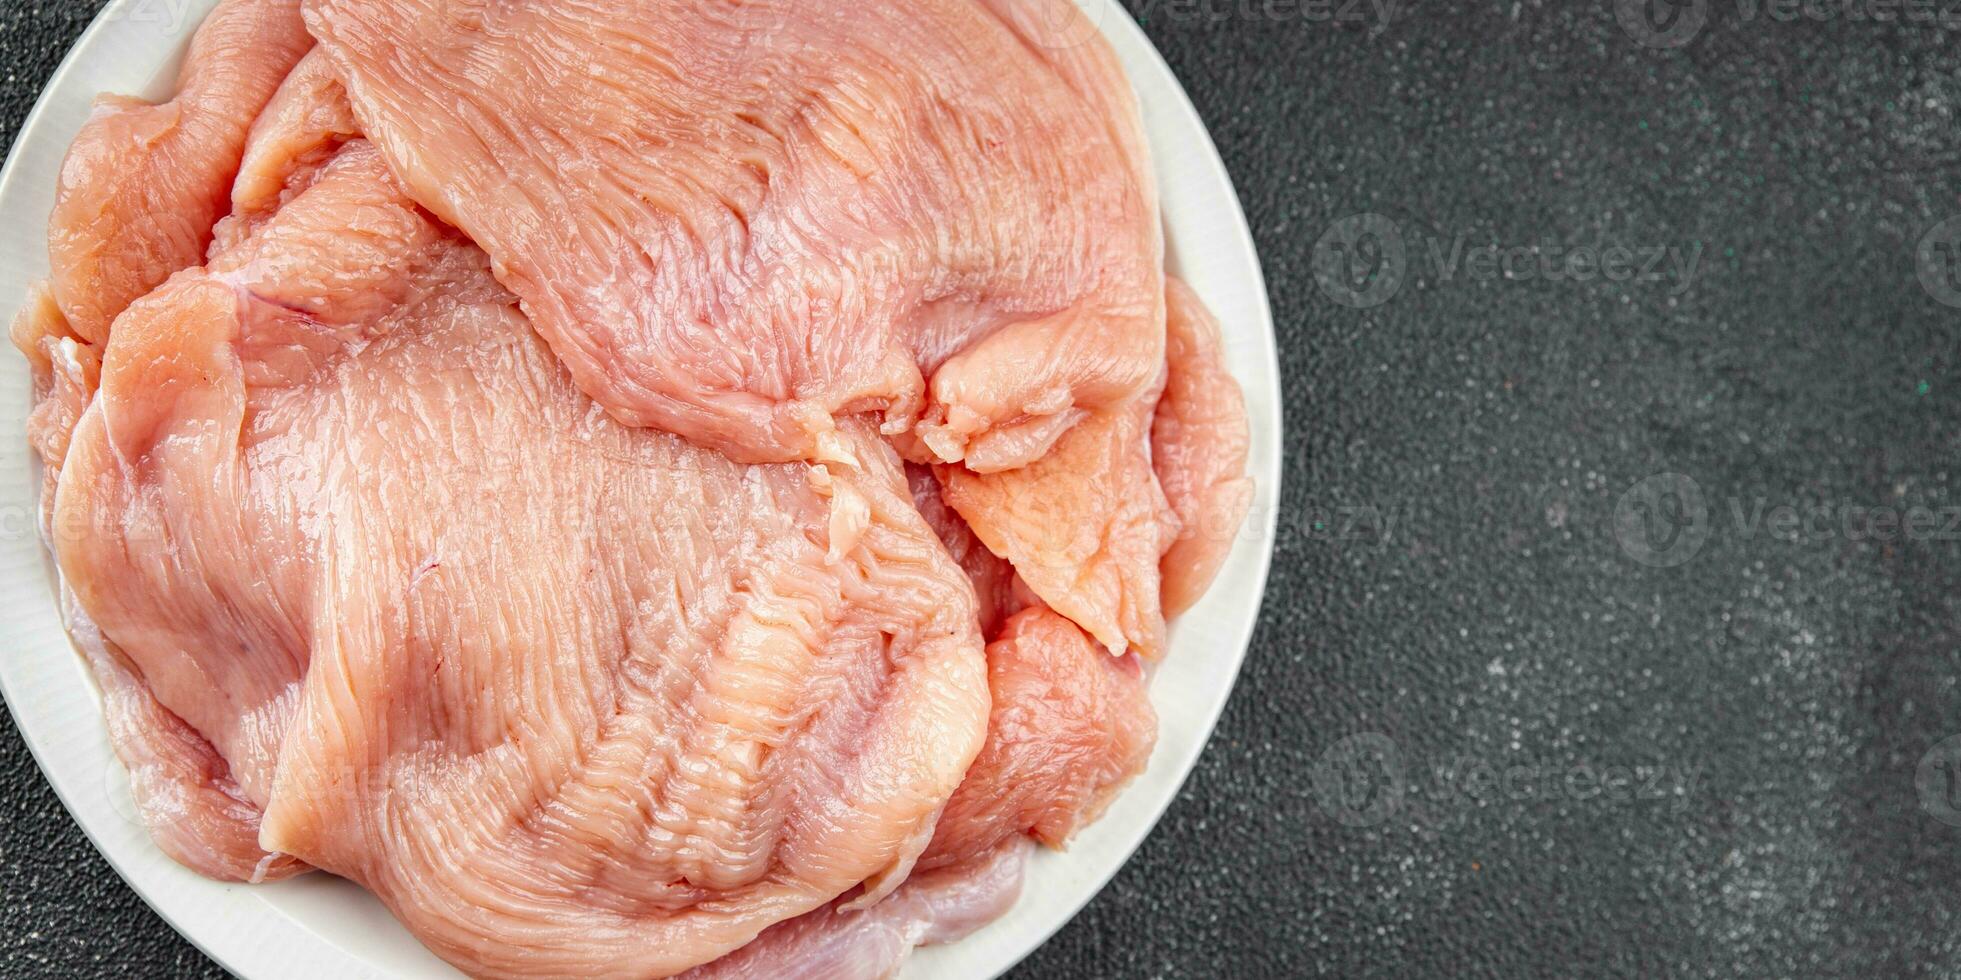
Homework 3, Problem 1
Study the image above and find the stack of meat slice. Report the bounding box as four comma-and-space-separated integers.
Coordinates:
12, 0, 1253, 976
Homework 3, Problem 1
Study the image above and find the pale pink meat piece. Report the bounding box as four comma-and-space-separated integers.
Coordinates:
683, 843, 1028, 980
21, 305, 306, 884
1154, 278, 1254, 616
214, 48, 360, 250
931, 278, 1255, 657
66, 597, 308, 883
54, 144, 990, 978
919, 607, 1157, 872
685, 609, 1155, 978
47, 0, 310, 345
12, 285, 94, 533
13, 0, 314, 880
938, 387, 1174, 659
49, 157, 418, 858
18, 0, 1266, 973
19, 285, 300, 883
299, 0, 1164, 468
907, 464, 1021, 637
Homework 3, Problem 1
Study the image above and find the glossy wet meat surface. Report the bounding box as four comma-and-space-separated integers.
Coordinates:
13, 1, 1254, 976
302, 0, 1164, 470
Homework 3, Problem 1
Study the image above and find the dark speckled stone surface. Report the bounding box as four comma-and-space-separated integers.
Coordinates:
7, 1, 1961, 977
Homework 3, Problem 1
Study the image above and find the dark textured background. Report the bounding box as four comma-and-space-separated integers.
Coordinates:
6, 1, 1961, 977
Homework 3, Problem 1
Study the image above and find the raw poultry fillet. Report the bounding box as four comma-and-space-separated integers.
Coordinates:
12, 0, 1258, 976
47, 0, 311, 345
684, 842, 1030, 980
1155, 278, 1256, 617
300, 0, 1165, 472
920, 607, 1158, 872
57, 142, 989, 976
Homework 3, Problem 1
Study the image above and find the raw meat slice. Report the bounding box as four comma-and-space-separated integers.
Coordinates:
214, 48, 360, 250
919, 607, 1156, 872
300, 0, 1164, 467
65, 595, 307, 882
25, 291, 305, 881
908, 464, 1020, 637
51, 147, 435, 821
46, 0, 310, 344
11, 284, 95, 536
938, 387, 1173, 659
55, 143, 990, 978
684, 842, 1027, 980
17, 277, 294, 884
15, 0, 313, 879
1154, 278, 1254, 616
18, 0, 314, 533
55, 272, 315, 819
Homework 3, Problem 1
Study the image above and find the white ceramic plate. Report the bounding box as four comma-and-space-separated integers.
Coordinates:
0, 1, 1281, 976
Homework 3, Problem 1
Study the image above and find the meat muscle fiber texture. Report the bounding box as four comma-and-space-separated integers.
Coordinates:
16, 0, 1262, 976
919, 607, 1157, 871
12, 0, 315, 882
55, 143, 990, 977
48, 0, 311, 345
300, 0, 1164, 470
938, 381, 1176, 659
1154, 277, 1255, 616
688, 606, 1154, 973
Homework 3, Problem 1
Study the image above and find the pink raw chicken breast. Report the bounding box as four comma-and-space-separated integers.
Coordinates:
12, 0, 315, 881
14, 0, 1263, 976
17, 0, 311, 534
932, 275, 1253, 658
47, 0, 311, 345
686, 606, 1154, 977
684, 843, 1029, 980
53, 143, 990, 977
938, 377, 1176, 659
1154, 277, 1255, 616
299, 0, 1164, 470
215, 47, 361, 249
919, 606, 1157, 871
